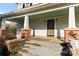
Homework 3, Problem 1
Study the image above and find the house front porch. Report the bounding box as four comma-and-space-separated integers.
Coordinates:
1, 4, 79, 41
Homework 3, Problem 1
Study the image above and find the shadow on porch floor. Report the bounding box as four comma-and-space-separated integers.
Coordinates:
31, 36, 65, 43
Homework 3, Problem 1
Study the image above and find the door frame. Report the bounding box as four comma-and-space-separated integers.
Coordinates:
47, 19, 55, 36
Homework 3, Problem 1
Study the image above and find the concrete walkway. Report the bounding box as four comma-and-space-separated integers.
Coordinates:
17, 40, 63, 56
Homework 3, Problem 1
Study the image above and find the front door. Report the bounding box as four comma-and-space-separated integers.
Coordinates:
47, 20, 54, 36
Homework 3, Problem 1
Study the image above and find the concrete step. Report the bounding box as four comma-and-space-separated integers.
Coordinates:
22, 45, 31, 48
15, 53, 22, 56
31, 37, 64, 43
17, 48, 30, 56
20, 48, 30, 53
21, 47, 30, 52
17, 51, 29, 56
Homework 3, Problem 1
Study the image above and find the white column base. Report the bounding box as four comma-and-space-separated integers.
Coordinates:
54, 29, 57, 37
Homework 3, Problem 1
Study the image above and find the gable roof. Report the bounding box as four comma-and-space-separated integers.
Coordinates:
0, 3, 76, 18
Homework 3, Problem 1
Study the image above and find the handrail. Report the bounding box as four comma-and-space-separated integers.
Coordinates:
10, 39, 25, 56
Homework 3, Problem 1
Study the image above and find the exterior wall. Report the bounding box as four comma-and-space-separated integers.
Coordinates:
29, 16, 68, 37
54, 16, 68, 37
29, 19, 47, 36
29, 15, 79, 37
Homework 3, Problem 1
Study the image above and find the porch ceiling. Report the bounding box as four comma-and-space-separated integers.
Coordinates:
29, 8, 69, 20
7, 17, 24, 23
29, 6, 79, 20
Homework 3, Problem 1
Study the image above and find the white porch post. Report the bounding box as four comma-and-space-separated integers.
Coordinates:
68, 6, 76, 28
1, 19, 6, 29
24, 15, 29, 29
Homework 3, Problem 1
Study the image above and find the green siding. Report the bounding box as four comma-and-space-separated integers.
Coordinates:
75, 7, 79, 14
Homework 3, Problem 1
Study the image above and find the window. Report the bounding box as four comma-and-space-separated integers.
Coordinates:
23, 3, 25, 8
23, 3, 32, 8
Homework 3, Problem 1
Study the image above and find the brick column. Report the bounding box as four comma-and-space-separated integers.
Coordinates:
21, 28, 31, 40
21, 15, 31, 40
0, 19, 7, 36
64, 28, 79, 42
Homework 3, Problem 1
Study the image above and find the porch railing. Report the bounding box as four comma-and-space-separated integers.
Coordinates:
10, 39, 25, 56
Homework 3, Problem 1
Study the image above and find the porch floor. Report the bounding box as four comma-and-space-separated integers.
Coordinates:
17, 39, 63, 56
15, 36, 66, 56
31, 36, 65, 43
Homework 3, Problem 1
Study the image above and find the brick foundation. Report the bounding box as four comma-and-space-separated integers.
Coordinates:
0, 29, 7, 36
64, 28, 79, 42
21, 28, 31, 40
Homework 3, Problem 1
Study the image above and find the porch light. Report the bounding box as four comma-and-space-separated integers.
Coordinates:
56, 18, 58, 21
44, 20, 46, 23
